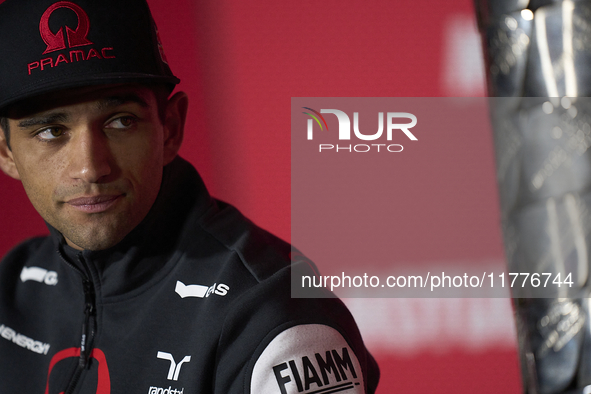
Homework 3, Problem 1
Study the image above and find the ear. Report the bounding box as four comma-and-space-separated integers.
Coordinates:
162, 91, 188, 166
0, 125, 21, 180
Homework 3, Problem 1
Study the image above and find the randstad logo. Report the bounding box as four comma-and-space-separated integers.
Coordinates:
28, 1, 116, 75
303, 107, 417, 153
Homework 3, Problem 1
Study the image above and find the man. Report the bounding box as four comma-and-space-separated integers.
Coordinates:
0, 0, 380, 393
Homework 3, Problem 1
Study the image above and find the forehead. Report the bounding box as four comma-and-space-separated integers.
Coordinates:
5, 84, 156, 120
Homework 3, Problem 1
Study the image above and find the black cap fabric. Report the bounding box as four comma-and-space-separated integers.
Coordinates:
0, 0, 180, 111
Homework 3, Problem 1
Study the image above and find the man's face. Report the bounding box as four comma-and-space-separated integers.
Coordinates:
0, 84, 179, 251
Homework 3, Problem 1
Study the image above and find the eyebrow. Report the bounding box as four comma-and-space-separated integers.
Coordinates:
17, 113, 70, 128
16, 94, 150, 128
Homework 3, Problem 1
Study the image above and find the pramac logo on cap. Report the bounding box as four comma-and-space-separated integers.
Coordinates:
40, 1, 92, 54
27, 1, 115, 75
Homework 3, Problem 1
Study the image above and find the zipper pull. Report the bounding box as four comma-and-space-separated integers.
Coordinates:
80, 279, 96, 368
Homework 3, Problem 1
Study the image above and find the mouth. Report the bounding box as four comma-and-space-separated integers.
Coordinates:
65, 194, 123, 214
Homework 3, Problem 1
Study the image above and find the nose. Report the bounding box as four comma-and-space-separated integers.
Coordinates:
67, 126, 112, 183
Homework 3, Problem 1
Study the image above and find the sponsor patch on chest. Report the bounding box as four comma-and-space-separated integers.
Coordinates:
0, 324, 50, 355
20, 266, 58, 286
174, 281, 228, 298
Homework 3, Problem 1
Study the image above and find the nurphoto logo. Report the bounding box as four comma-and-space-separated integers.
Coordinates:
302, 107, 417, 153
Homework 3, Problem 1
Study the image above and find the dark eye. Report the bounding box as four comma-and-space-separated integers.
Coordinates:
36, 127, 64, 141
105, 116, 136, 129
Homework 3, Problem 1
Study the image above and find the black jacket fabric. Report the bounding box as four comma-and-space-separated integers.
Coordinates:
0, 157, 379, 394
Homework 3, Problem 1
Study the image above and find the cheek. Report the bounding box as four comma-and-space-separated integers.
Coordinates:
113, 131, 164, 194
13, 153, 64, 218
13, 144, 59, 184
127, 133, 162, 172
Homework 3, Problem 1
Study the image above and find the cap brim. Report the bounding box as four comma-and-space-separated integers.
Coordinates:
0, 72, 180, 113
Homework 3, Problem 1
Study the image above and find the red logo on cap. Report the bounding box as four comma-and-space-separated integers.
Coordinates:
154, 25, 169, 65
39, 1, 93, 54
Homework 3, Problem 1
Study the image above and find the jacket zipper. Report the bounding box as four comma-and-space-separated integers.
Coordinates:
57, 251, 97, 394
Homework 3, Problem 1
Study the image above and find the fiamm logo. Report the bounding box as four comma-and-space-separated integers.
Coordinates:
302, 107, 417, 153
273, 347, 361, 394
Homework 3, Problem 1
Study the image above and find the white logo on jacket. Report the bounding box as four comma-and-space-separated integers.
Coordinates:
157, 351, 191, 381
0, 324, 51, 355
175, 281, 229, 298
20, 266, 58, 286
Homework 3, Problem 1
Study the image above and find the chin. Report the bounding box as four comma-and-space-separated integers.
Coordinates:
69, 237, 118, 251
64, 226, 129, 251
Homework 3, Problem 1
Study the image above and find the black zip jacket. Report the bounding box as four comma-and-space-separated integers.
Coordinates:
0, 157, 379, 394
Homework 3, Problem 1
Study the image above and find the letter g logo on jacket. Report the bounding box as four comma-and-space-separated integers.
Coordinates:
20, 266, 58, 286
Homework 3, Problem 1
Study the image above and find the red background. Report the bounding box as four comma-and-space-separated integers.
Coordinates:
0, 0, 522, 392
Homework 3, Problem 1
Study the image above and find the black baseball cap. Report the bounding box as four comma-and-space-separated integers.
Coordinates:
0, 0, 180, 112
